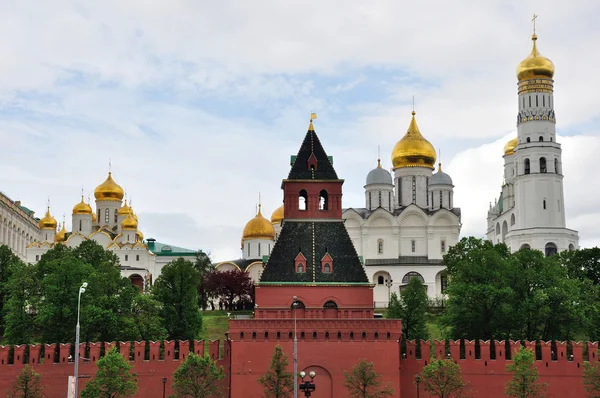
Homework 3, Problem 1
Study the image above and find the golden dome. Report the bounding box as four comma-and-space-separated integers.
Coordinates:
136, 230, 144, 242
121, 213, 138, 231
242, 205, 275, 241
504, 137, 518, 155
517, 34, 554, 81
391, 111, 436, 169
118, 200, 132, 216
92, 212, 97, 223
54, 223, 67, 243
39, 207, 58, 230
271, 204, 284, 225
72, 196, 93, 215
94, 172, 125, 201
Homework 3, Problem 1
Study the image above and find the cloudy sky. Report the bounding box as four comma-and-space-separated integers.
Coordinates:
1, 1, 599, 261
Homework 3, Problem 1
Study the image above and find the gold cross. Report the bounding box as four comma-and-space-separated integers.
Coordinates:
532, 14, 538, 34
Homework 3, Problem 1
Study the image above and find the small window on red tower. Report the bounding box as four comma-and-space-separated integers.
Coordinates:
321, 252, 333, 273
299, 190, 308, 211
319, 190, 329, 210
297, 263, 304, 273
307, 152, 318, 171
323, 263, 331, 273
295, 252, 307, 273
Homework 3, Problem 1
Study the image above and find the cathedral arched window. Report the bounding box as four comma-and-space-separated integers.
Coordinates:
524, 158, 530, 174
97, 209, 100, 223
439, 191, 443, 208
378, 191, 382, 208
545, 242, 558, 257
539, 136, 544, 142
412, 177, 416, 204
104, 208, 110, 223
258, 243, 261, 256
540, 157, 547, 173
402, 271, 424, 284
543, 199, 546, 210
79, 219, 82, 231
554, 158, 559, 174
411, 240, 416, 253
319, 190, 328, 210
536, 95, 539, 107
114, 209, 118, 223
526, 137, 531, 143
299, 190, 308, 211
368, 192, 372, 209
377, 239, 384, 254
247, 243, 250, 257
377, 275, 384, 285
521, 244, 531, 250
388, 192, 391, 210
510, 213, 515, 226
441, 240, 446, 253
569, 244, 575, 251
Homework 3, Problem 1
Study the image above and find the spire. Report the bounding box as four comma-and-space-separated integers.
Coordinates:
377, 145, 381, 168
438, 150, 442, 172
308, 112, 317, 132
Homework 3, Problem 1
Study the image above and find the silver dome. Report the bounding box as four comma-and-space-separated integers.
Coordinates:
366, 167, 393, 185
430, 170, 453, 186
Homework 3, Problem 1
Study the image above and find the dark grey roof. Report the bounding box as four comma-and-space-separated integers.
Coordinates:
287, 126, 339, 181
366, 167, 393, 186
260, 221, 368, 283
430, 170, 453, 186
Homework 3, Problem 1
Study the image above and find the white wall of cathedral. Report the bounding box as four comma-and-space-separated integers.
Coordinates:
242, 238, 274, 260
365, 185, 394, 212
0, 205, 40, 259
95, 199, 122, 229
428, 187, 453, 211
394, 167, 433, 209
72, 214, 93, 236
343, 207, 460, 261
505, 228, 578, 254
368, 265, 447, 307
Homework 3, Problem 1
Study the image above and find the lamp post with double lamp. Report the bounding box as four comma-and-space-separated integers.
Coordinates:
385, 277, 393, 303
162, 376, 167, 398
415, 374, 421, 398
292, 296, 298, 398
73, 282, 88, 398
298, 371, 316, 397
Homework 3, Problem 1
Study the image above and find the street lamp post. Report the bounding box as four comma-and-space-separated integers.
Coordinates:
385, 277, 393, 304
162, 376, 167, 398
298, 371, 316, 397
73, 282, 88, 398
415, 374, 421, 398
293, 296, 298, 398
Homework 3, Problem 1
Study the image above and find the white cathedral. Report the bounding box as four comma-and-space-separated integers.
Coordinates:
25, 172, 195, 289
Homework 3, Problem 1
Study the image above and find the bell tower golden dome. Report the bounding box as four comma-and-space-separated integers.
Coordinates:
94, 172, 125, 201
391, 111, 436, 169
516, 34, 554, 82
242, 204, 275, 242
504, 137, 518, 156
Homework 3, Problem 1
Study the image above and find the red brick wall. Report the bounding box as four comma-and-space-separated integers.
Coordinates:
0, 340, 230, 398
283, 181, 343, 219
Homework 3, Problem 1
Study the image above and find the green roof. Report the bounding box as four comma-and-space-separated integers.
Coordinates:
146, 239, 196, 256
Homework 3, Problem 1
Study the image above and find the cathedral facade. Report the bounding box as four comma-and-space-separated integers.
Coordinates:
343, 113, 461, 306
0, 192, 40, 260
487, 31, 579, 254
25, 172, 195, 289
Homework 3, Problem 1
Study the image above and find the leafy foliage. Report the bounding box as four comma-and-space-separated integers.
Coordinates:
131, 294, 166, 341
343, 358, 394, 398
205, 269, 253, 310
194, 250, 213, 310
505, 347, 547, 398
81, 348, 138, 398
420, 358, 468, 398
6, 364, 45, 398
0, 245, 23, 335
386, 292, 402, 320
582, 360, 600, 398
395, 278, 429, 340
441, 237, 591, 341
257, 345, 294, 398
171, 353, 224, 398
3, 263, 37, 344
152, 258, 202, 341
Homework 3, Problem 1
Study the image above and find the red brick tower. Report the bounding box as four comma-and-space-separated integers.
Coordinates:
228, 118, 401, 397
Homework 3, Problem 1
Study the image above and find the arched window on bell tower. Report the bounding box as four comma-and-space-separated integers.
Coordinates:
319, 190, 329, 210
299, 190, 308, 211
540, 157, 547, 173
524, 158, 530, 175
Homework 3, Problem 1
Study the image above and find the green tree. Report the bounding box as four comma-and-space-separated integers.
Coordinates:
152, 258, 202, 340
420, 358, 468, 398
343, 358, 394, 398
72, 240, 121, 271
171, 353, 225, 398
0, 245, 21, 334
257, 345, 294, 398
81, 348, 138, 398
560, 247, 600, 285
3, 263, 38, 344
440, 237, 512, 340
6, 364, 45, 398
131, 294, 166, 341
505, 346, 546, 398
582, 360, 600, 397
386, 292, 402, 319
194, 250, 213, 310
397, 277, 429, 340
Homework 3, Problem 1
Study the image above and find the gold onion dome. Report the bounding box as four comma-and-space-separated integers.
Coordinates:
94, 172, 125, 201
118, 200, 132, 216
504, 137, 518, 155
137, 230, 144, 242
72, 196, 93, 215
121, 213, 138, 231
242, 205, 275, 241
92, 212, 97, 223
39, 207, 58, 230
54, 223, 67, 242
271, 205, 284, 225
391, 111, 436, 169
517, 34, 554, 81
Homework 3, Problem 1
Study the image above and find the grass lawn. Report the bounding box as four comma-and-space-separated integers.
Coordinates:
199, 311, 231, 341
